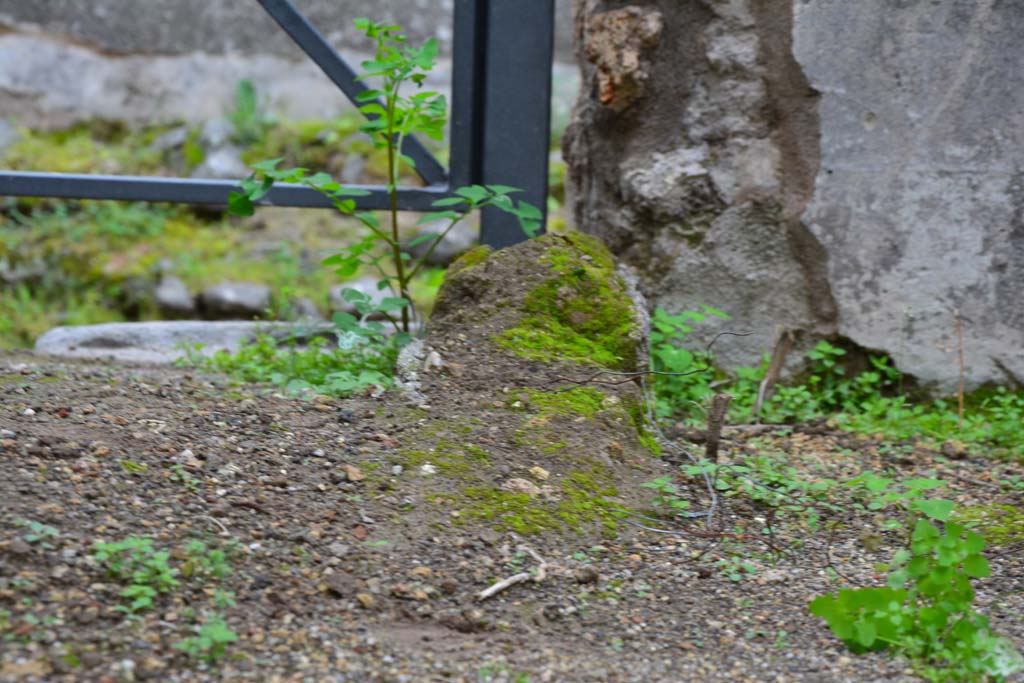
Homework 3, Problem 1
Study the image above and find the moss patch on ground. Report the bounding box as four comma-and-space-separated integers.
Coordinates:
494, 233, 639, 371
395, 437, 491, 479
2, 122, 168, 175
953, 504, 1024, 545
458, 469, 621, 536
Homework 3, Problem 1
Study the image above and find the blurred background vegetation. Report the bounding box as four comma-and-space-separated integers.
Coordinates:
0, 81, 569, 348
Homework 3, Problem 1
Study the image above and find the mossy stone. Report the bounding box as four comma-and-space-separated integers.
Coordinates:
430, 232, 643, 372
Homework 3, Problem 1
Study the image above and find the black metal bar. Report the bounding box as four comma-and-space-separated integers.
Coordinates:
255, 0, 447, 186
0, 172, 449, 212
448, 0, 485, 190
477, 0, 554, 248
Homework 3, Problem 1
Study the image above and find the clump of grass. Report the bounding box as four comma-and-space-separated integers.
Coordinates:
651, 307, 1024, 459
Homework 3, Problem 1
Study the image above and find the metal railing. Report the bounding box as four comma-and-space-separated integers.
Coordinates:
0, 0, 554, 248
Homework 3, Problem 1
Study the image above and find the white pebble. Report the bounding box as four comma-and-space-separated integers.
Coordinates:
22, 408, 35, 416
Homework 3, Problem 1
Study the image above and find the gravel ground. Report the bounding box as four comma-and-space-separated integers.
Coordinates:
0, 351, 1021, 683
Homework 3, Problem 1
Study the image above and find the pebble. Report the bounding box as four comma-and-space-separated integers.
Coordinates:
324, 571, 358, 597
327, 542, 350, 557
1, 429, 15, 437
22, 408, 35, 416
7, 537, 32, 556
574, 565, 600, 584
502, 478, 541, 496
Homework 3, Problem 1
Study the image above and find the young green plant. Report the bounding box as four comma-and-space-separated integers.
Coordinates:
228, 18, 540, 335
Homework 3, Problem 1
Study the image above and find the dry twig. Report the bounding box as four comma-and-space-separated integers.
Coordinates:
755, 328, 794, 417
704, 393, 732, 463
476, 545, 547, 601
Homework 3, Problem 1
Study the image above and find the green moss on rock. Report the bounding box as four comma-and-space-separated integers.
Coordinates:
494, 233, 639, 371
523, 387, 607, 419
446, 245, 493, 277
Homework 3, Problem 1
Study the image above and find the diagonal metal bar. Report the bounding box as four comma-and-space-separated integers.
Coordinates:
256, 0, 447, 187
0, 171, 449, 211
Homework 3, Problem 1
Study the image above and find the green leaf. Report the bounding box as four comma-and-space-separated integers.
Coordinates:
359, 103, 387, 117
356, 89, 386, 102
333, 187, 372, 197
913, 499, 955, 521
341, 288, 370, 304
355, 212, 380, 229
227, 192, 254, 216
854, 620, 877, 648
887, 569, 908, 589
520, 220, 541, 238
515, 201, 543, 220
487, 184, 522, 195
912, 518, 941, 542
414, 214, 449, 230
251, 158, 284, 173
962, 554, 990, 578
454, 185, 490, 203
432, 197, 468, 207
407, 233, 438, 248
375, 297, 409, 313
904, 478, 946, 492
963, 531, 986, 554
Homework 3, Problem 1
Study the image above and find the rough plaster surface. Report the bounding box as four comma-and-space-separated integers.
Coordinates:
0, 0, 576, 128
566, 0, 1024, 391
794, 0, 1024, 390
0, 32, 424, 128
0, 32, 580, 130
565, 0, 830, 374
0, 0, 575, 60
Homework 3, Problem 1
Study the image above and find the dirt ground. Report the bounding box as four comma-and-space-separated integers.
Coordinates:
0, 349, 1021, 683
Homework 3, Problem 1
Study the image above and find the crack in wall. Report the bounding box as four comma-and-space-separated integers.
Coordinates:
749, 0, 837, 335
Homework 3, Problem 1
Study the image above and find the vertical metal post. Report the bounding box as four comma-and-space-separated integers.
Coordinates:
477, 0, 555, 248
449, 0, 485, 191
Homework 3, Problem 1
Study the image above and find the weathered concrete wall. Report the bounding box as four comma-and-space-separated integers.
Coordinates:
795, 0, 1024, 391
0, 0, 574, 60
564, 0, 1024, 392
0, 1, 576, 129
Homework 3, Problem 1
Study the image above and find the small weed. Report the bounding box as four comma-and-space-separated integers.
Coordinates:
229, 17, 539, 339
650, 307, 1024, 458
92, 536, 179, 613
14, 519, 59, 549
228, 79, 276, 146
811, 517, 1023, 681
181, 539, 235, 580
120, 460, 148, 474
478, 663, 532, 683
169, 464, 201, 492
173, 613, 238, 664
180, 321, 399, 399
212, 589, 237, 609
714, 555, 758, 583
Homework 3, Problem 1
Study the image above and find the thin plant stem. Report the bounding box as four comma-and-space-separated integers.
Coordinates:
385, 78, 411, 334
